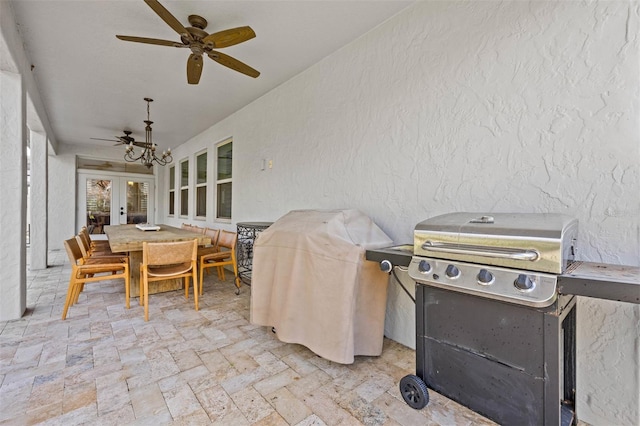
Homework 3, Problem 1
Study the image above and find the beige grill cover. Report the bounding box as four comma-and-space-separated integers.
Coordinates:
250, 209, 393, 364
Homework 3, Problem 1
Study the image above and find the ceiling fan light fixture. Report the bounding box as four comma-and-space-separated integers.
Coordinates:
123, 98, 173, 168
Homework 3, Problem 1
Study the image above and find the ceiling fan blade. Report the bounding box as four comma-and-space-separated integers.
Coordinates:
203, 26, 256, 48
208, 51, 260, 78
187, 53, 204, 84
90, 137, 119, 142
143, 0, 191, 40
116, 35, 185, 47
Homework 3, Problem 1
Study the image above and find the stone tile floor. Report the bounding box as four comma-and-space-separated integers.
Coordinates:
0, 249, 500, 425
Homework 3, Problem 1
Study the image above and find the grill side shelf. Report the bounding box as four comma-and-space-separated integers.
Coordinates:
558, 262, 640, 304
365, 245, 413, 268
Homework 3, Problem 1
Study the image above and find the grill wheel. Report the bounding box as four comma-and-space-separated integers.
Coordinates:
400, 374, 429, 409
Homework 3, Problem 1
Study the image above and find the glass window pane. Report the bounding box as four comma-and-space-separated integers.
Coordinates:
169, 191, 175, 215
181, 161, 189, 187
216, 182, 232, 219
126, 181, 148, 224
196, 186, 206, 217
217, 143, 232, 180
196, 153, 207, 184
181, 189, 188, 216
169, 166, 175, 190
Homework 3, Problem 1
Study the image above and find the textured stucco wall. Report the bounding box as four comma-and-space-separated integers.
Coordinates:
156, 2, 639, 423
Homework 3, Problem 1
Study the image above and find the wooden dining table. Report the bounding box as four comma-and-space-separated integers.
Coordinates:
104, 224, 211, 297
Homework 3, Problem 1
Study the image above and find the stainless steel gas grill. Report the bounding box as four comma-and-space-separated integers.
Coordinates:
365, 212, 640, 426
407, 213, 579, 425
411, 213, 578, 308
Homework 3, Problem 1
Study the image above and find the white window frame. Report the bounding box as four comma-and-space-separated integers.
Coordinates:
195, 150, 207, 220
168, 165, 175, 216
215, 139, 232, 221
179, 158, 189, 218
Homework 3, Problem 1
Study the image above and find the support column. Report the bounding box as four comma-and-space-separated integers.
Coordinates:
29, 130, 48, 270
0, 70, 27, 321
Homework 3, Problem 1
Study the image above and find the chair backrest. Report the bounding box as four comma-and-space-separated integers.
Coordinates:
75, 233, 92, 258
64, 237, 84, 265
181, 223, 205, 234
204, 228, 220, 247
143, 239, 198, 267
218, 230, 237, 251
79, 226, 91, 242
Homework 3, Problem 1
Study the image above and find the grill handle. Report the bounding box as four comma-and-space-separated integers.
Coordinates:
421, 241, 539, 261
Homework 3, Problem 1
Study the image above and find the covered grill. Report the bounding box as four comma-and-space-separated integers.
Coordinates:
366, 212, 639, 426
250, 209, 392, 364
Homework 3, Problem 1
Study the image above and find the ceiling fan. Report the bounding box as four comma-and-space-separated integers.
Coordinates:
91, 130, 146, 148
116, 0, 260, 84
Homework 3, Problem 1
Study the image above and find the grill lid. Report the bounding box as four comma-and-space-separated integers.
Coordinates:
414, 213, 578, 274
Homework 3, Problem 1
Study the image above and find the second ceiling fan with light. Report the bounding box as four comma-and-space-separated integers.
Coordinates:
117, 0, 260, 84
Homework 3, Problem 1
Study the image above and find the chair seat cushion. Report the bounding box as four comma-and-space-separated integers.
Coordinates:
148, 262, 192, 277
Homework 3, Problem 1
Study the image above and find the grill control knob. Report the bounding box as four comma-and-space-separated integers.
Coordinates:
418, 260, 432, 273
445, 264, 460, 279
514, 274, 534, 291
477, 269, 494, 285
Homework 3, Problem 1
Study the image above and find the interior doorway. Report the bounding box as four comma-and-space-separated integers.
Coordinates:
77, 172, 155, 234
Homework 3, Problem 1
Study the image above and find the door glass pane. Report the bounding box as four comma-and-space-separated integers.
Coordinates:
127, 181, 149, 224
217, 182, 232, 219
86, 179, 111, 234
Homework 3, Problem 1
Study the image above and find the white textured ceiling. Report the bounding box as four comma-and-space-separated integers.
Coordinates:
11, 0, 412, 151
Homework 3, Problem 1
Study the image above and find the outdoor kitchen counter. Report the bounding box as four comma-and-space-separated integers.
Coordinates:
366, 246, 640, 304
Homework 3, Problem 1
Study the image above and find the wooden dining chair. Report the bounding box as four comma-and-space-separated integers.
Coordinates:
79, 226, 112, 252
140, 239, 199, 321
199, 230, 241, 296
62, 237, 130, 319
197, 227, 220, 258
75, 233, 121, 262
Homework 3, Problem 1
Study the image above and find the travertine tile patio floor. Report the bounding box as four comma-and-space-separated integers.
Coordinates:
0, 249, 497, 425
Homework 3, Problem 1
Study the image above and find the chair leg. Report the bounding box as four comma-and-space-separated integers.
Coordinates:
124, 266, 130, 309
199, 260, 205, 297
73, 281, 86, 304
199, 264, 204, 296
184, 276, 190, 299
193, 269, 199, 311
61, 277, 77, 320
143, 275, 149, 321
139, 269, 144, 306
72, 279, 84, 305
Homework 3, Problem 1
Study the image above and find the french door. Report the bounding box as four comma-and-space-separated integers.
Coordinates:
77, 172, 155, 234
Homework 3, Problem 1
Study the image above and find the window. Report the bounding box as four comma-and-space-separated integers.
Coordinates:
180, 159, 189, 217
195, 151, 207, 218
168, 165, 175, 216
216, 140, 232, 220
